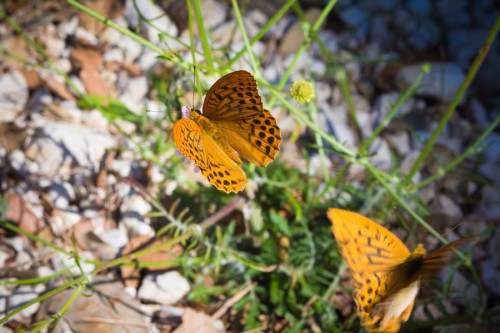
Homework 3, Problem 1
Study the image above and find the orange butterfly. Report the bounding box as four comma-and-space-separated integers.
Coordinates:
173, 71, 282, 193
328, 208, 472, 332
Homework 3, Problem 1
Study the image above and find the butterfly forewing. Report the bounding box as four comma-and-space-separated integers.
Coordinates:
201, 71, 282, 167
202, 71, 262, 120
173, 119, 247, 193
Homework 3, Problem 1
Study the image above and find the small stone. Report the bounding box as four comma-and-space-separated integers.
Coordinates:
7, 285, 40, 318
396, 62, 466, 103
125, 0, 178, 45
75, 26, 99, 45
51, 251, 95, 275
0, 71, 28, 122
467, 98, 489, 131
99, 229, 129, 252
481, 133, 500, 164
117, 73, 147, 107
385, 131, 410, 156
48, 182, 75, 210
103, 47, 124, 63
138, 271, 190, 305
120, 193, 154, 237
57, 15, 79, 39
368, 137, 392, 171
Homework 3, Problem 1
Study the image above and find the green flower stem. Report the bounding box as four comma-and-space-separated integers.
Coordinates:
65, 0, 188, 70
231, 0, 259, 74
415, 113, 500, 189
223, 0, 297, 71
405, 13, 500, 184
192, 0, 213, 68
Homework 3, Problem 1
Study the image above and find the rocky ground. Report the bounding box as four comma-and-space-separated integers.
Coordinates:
1, 0, 500, 332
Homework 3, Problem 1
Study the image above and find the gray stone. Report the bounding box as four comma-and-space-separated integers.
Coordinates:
478, 186, 500, 218
396, 62, 466, 103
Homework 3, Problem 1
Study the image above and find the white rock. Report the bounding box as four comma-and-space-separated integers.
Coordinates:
118, 75, 148, 113
81, 109, 109, 129
101, 17, 128, 45
49, 210, 82, 236
120, 193, 154, 237
117, 35, 143, 64
57, 15, 79, 39
48, 182, 75, 210
396, 62, 466, 103
319, 105, 358, 150
200, 0, 227, 28
8, 285, 40, 318
75, 26, 98, 45
0, 71, 28, 121
24, 120, 116, 178
103, 47, 124, 63
368, 137, 392, 171
138, 271, 190, 305
124, 0, 178, 45
99, 229, 128, 252
51, 251, 95, 275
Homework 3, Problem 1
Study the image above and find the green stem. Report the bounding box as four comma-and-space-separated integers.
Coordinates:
415, 113, 500, 189
192, 0, 213, 68
405, 14, 500, 183
231, 0, 259, 74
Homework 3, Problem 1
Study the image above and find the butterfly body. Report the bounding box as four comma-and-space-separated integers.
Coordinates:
174, 71, 282, 193
328, 208, 471, 332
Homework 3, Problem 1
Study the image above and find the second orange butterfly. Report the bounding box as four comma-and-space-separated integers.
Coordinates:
173, 71, 282, 193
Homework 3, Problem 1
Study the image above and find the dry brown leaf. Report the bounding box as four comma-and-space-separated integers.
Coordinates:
42, 74, 76, 101
173, 308, 219, 333
71, 47, 109, 96
20, 69, 42, 89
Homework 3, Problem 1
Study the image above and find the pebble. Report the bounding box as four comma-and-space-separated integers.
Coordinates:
98, 228, 129, 253
24, 120, 116, 178
48, 182, 76, 210
396, 62, 466, 103
0, 71, 29, 122
138, 271, 190, 305
120, 193, 154, 237
124, 0, 178, 45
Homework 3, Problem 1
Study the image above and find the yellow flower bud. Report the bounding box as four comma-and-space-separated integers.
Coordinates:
290, 80, 315, 103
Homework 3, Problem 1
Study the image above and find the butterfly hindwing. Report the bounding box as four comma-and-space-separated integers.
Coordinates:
173, 119, 247, 193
